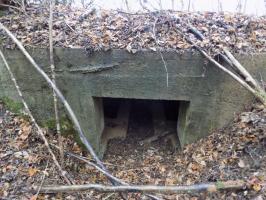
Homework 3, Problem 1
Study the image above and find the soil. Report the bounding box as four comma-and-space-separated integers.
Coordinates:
0, 101, 266, 200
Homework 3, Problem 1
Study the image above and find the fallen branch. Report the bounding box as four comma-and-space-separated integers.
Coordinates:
139, 131, 171, 144
0, 50, 71, 184
65, 151, 127, 185
222, 48, 261, 89
173, 24, 266, 106
33, 161, 49, 200
0, 23, 160, 200
38, 180, 246, 193
51, 144, 162, 200
0, 21, 106, 174
184, 23, 266, 105
0, 3, 22, 12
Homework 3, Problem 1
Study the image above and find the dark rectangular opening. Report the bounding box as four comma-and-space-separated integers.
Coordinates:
99, 97, 189, 155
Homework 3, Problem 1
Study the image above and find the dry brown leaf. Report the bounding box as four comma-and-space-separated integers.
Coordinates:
28, 167, 39, 177
252, 183, 262, 192
18, 122, 32, 141
29, 195, 37, 200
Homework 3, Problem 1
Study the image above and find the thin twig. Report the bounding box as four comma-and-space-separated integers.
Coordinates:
0, 3, 22, 12
172, 19, 266, 105
0, 50, 71, 184
0, 22, 159, 200
67, 152, 127, 185
123, 0, 130, 12
187, 23, 263, 92
157, 0, 162, 10
139, 0, 150, 12
0, 22, 106, 176
35, 161, 49, 199
49, 0, 63, 166
187, 0, 191, 11
102, 193, 115, 200
175, 31, 253, 94
153, 17, 169, 87
51, 144, 162, 200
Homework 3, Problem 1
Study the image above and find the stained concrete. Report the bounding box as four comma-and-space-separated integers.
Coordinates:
0, 48, 265, 155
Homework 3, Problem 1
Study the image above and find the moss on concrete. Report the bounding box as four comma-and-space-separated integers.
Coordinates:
43, 116, 74, 134
42, 116, 86, 148
1, 97, 23, 114
1, 48, 265, 155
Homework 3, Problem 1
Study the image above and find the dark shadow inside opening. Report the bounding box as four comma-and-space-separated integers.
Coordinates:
102, 98, 180, 140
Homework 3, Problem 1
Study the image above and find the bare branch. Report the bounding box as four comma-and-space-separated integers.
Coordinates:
187, 0, 191, 11
0, 50, 71, 184
187, 24, 262, 91
51, 144, 162, 200
0, 22, 161, 200
33, 161, 49, 199
217, 0, 223, 12
49, 0, 63, 166
236, 0, 243, 13
38, 180, 248, 193
139, 0, 150, 11
157, 0, 162, 10
123, 0, 130, 12
0, 22, 108, 178
0, 3, 22, 12
67, 152, 127, 185
177, 21, 266, 105
174, 26, 266, 105
223, 48, 261, 90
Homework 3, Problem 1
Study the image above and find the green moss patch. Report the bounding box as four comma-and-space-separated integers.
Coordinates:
42, 116, 85, 148
1, 97, 23, 113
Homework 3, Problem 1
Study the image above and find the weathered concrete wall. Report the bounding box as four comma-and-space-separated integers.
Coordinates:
0, 48, 265, 155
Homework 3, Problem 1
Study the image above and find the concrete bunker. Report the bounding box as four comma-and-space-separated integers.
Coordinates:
0, 49, 265, 156
97, 97, 190, 155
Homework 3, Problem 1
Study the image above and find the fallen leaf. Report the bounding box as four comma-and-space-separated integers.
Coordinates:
28, 168, 39, 177
29, 195, 37, 200
18, 122, 32, 141
252, 183, 261, 192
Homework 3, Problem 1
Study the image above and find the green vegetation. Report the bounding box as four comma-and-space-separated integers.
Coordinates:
1, 96, 23, 113
215, 181, 224, 189
43, 116, 85, 148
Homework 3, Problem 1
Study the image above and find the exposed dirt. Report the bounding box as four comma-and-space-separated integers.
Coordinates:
0, 101, 266, 200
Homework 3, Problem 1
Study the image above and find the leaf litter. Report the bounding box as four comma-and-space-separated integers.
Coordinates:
0, 3, 266, 200
0, 99, 266, 200
0, 4, 265, 55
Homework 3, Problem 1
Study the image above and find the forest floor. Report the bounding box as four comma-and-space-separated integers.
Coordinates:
0, 101, 266, 200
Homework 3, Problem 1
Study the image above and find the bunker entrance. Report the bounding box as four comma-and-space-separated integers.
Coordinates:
100, 98, 189, 154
